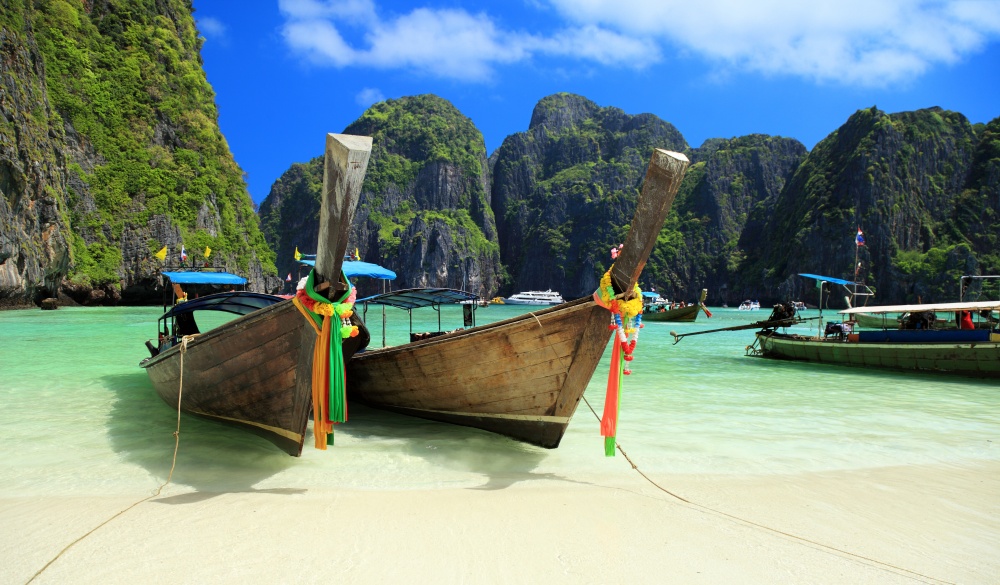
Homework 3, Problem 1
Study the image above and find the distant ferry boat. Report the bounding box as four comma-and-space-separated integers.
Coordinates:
504, 290, 565, 305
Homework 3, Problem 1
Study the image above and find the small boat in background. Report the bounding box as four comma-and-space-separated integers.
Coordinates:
504, 290, 565, 305
738, 300, 760, 311
643, 289, 710, 322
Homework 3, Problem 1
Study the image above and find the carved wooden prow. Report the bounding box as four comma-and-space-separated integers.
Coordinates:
610, 149, 689, 296
313, 133, 372, 298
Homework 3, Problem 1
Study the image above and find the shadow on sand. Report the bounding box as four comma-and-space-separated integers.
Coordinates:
105, 370, 586, 497
103, 371, 303, 503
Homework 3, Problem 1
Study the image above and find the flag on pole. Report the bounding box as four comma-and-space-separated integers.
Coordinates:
204, 246, 212, 258
855, 227, 865, 247
154, 246, 167, 261
294, 247, 301, 261
180, 245, 188, 262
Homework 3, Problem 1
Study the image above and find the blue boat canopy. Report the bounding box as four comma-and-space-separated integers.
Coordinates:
159, 291, 284, 319
641, 291, 662, 298
298, 259, 397, 280
162, 271, 247, 285
358, 288, 478, 310
798, 273, 856, 287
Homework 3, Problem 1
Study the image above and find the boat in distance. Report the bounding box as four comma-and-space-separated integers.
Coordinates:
503, 290, 566, 305
643, 288, 709, 322
345, 149, 690, 448
750, 300, 1000, 378
140, 133, 372, 456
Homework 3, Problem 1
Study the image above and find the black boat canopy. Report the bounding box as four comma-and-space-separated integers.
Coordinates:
358, 288, 478, 310
160, 291, 284, 319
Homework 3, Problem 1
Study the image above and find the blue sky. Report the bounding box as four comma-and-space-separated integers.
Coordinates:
191, 0, 1000, 204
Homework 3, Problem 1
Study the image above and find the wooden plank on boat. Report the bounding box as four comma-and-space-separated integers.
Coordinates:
315, 133, 372, 296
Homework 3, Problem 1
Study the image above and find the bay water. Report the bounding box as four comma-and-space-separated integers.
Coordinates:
1, 303, 997, 498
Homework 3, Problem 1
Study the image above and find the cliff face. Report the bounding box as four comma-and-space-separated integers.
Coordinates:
649, 134, 808, 304
259, 95, 503, 298
0, 0, 277, 307
261, 94, 997, 306
0, 6, 71, 306
490, 93, 688, 298
738, 106, 993, 304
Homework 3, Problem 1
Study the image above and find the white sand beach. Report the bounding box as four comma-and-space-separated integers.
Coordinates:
5, 461, 998, 585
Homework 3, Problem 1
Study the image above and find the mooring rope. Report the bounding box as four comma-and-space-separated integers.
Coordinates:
26, 336, 192, 585
579, 395, 954, 585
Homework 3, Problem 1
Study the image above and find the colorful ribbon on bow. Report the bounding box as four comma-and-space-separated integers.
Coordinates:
593, 266, 643, 456
291, 269, 358, 449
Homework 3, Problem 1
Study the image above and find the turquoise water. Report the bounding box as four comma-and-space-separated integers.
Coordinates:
1, 304, 997, 497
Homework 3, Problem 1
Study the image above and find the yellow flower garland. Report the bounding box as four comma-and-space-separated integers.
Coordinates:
599, 270, 644, 322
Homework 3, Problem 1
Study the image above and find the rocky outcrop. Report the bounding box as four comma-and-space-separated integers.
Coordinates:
1, 0, 277, 307
0, 18, 71, 307
738, 106, 988, 304
490, 93, 688, 298
651, 134, 808, 304
259, 95, 503, 298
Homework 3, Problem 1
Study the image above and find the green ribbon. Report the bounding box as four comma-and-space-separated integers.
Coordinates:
302, 269, 353, 436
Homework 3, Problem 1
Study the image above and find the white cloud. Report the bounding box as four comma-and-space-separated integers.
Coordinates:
356, 87, 385, 107
544, 0, 1000, 85
277, 0, 1000, 86
197, 16, 227, 41
277, 0, 657, 81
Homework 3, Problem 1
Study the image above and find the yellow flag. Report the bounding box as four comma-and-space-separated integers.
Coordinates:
154, 246, 167, 261
355, 247, 360, 259
204, 246, 212, 258
294, 247, 301, 261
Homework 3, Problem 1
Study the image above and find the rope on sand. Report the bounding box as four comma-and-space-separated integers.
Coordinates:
580, 395, 954, 585
26, 336, 192, 585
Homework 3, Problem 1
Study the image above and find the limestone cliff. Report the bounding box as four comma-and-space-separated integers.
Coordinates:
0, 0, 276, 307
259, 95, 503, 298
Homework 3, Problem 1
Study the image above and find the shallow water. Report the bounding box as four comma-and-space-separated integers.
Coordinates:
1, 304, 997, 497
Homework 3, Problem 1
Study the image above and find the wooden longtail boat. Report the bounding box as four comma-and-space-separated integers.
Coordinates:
750, 300, 1000, 378
140, 133, 372, 456
643, 288, 708, 322
345, 149, 690, 448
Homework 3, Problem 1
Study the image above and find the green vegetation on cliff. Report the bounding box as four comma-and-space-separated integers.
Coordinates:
17, 0, 274, 290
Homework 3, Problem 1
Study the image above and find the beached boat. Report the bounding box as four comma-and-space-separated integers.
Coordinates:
749, 300, 1000, 378
503, 290, 565, 305
140, 133, 372, 456
643, 288, 709, 322
345, 149, 690, 448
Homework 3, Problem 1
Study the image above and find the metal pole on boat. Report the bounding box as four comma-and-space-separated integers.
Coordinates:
818, 280, 825, 337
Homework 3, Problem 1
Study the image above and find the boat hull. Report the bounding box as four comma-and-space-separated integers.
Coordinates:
346, 298, 613, 448
756, 332, 1000, 378
142, 301, 314, 455
643, 304, 701, 322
